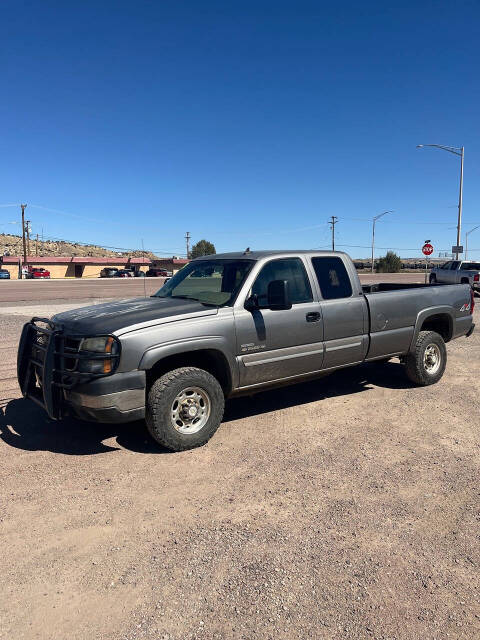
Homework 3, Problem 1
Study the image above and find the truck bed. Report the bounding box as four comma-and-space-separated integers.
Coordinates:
362, 282, 472, 360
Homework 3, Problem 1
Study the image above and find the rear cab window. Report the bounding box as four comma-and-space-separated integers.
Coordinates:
311, 256, 353, 300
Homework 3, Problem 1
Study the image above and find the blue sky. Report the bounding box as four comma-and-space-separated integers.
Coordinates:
1, 0, 480, 258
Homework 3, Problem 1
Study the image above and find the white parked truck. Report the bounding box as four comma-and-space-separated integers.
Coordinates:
430, 260, 480, 293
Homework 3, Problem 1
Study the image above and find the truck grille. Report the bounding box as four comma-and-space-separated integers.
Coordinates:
17, 318, 119, 420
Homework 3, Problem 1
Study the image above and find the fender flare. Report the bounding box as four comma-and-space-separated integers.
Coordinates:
409, 306, 454, 351
138, 336, 238, 390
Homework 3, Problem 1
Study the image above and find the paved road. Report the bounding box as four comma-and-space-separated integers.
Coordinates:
0, 277, 166, 303
1, 272, 427, 303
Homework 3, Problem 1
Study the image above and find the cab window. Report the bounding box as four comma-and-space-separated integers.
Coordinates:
251, 258, 313, 306
311, 256, 353, 300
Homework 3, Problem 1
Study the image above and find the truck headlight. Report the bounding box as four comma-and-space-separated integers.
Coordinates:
79, 336, 120, 374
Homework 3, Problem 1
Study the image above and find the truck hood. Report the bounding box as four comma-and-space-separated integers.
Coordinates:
52, 297, 218, 335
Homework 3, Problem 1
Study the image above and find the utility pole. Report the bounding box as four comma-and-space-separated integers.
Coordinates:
21, 204, 27, 276
36, 233, 39, 256
329, 216, 338, 251
26, 221, 31, 257
185, 231, 191, 259
456, 146, 464, 260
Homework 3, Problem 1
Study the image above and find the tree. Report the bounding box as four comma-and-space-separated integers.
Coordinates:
376, 250, 402, 273
190, 239, 216, 259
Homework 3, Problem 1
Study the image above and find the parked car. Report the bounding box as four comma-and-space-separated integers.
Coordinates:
146, 268, 168, 277
100, 268, 119, 278
430, 260, 480, 293
0, 268, 10, 279
18, 250, 475, 452
115, 269, 134, 278
25, 266, 50, 279
123, 268, 145, 277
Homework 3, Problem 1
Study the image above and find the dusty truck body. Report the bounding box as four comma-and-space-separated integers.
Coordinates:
430, 259, 480, 293
18, 250, 475, 451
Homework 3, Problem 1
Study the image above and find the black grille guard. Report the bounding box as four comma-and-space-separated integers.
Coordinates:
17, 317, 120, 420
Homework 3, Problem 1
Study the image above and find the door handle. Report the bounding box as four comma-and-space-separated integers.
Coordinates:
306, 311, 321, 322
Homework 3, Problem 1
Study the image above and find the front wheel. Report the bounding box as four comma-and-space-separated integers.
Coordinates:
146, 367, 225, 451
404, 330, 447, 386
429, 274, 437, 284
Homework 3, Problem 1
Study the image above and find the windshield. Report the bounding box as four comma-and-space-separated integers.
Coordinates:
462, 262, 480, 271
153, 259, 254, 306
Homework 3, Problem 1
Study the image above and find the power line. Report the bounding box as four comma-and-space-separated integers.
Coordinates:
314, 242, 480, 252
4, 227, 186, 256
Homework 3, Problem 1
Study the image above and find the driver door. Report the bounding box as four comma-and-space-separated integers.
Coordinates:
234, 257, 324, 388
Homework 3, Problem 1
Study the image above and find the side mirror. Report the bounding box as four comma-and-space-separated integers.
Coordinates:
267, 280, 292, 310
244, 293, 259, 311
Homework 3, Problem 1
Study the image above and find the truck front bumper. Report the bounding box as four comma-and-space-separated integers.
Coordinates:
18, 318, 146, 423
64, 370, 146, 423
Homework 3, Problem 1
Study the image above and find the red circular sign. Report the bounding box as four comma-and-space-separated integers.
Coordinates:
422, 243, 434, 256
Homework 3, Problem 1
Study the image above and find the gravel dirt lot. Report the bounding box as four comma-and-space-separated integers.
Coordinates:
1, 286, 479, 640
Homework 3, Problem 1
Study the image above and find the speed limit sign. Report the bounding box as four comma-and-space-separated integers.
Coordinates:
422, 242, 434, 256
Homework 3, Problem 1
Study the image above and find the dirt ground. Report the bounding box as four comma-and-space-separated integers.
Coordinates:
1, 300, 479, 640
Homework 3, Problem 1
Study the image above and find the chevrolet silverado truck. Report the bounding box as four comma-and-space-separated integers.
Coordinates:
430, 259, 480, 293
18, 250, 475, 451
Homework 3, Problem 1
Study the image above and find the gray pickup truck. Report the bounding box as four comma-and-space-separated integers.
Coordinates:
430, 259, 480, 293
18, 250, 475, 451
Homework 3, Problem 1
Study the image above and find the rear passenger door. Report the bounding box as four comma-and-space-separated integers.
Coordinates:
235, 257, 324, 387
442, 261, 459, 283
435, 262, 451, 283
451, 261, 462, 283
311, 256, 369, 369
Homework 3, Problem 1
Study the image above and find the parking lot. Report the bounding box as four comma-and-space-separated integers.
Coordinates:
1, 280, 479, 640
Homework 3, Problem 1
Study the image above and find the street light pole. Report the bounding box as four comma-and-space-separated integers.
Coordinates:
371, 211, 392, 273
417, 144, 464, 260
465, 225, 480, 259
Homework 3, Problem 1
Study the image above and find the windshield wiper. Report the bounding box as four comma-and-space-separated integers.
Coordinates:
165, 294, 220, 307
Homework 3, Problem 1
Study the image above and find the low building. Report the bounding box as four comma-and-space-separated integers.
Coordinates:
150, 257, 189, 274
0, 256, 152, 279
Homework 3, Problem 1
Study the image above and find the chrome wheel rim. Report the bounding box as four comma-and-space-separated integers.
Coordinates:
171, 386, 211, 434
424, 343, 441, 374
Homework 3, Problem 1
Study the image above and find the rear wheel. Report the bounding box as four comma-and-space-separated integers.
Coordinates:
404, 330, 446, 386
429, 274, 437, 284
146, 367, 225, 451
